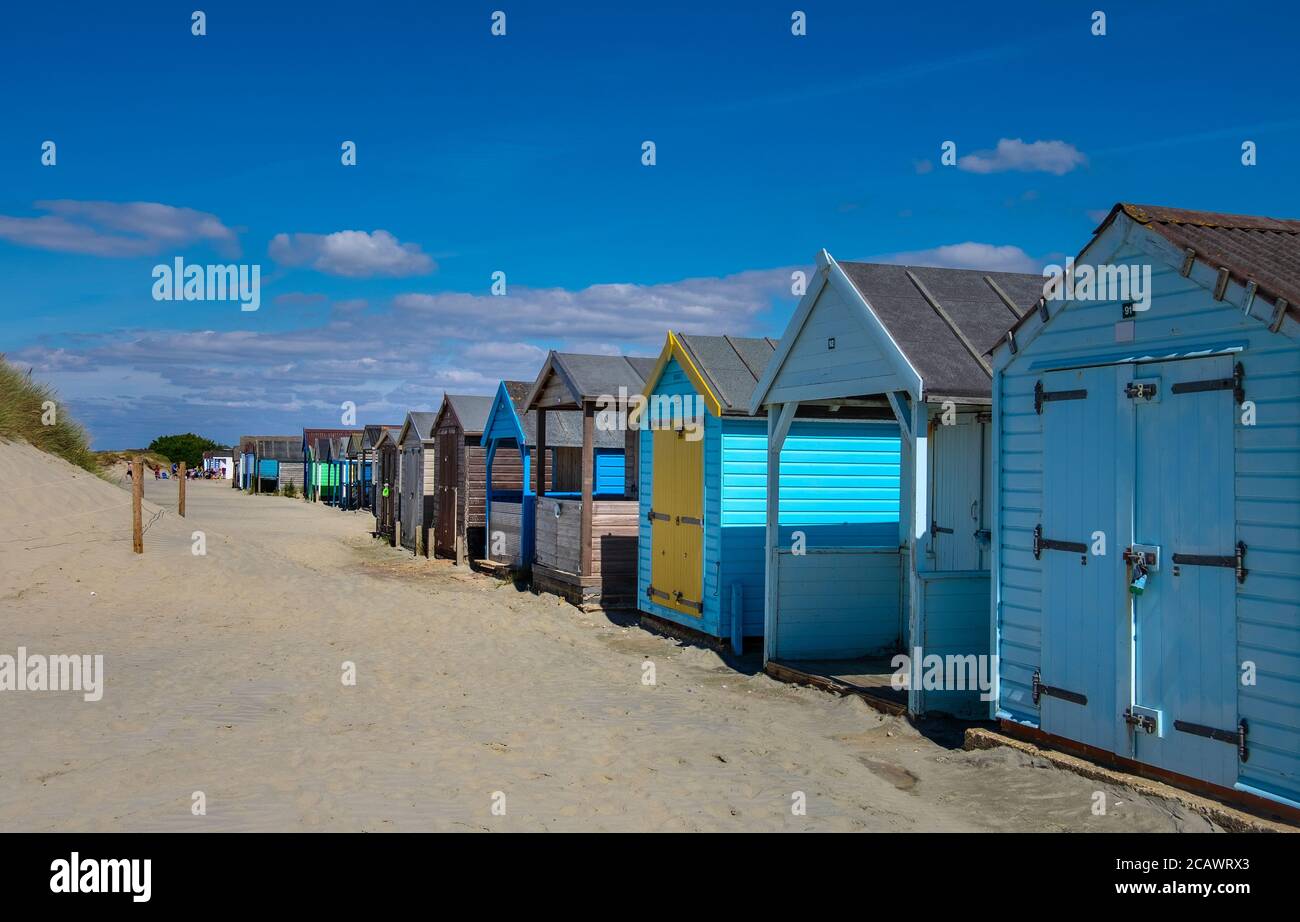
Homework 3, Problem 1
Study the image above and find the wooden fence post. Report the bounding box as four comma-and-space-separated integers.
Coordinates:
132, 458, 144, 554
178, 462, 187, 517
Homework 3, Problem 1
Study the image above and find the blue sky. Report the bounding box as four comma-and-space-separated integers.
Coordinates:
2, 0, 1297, 447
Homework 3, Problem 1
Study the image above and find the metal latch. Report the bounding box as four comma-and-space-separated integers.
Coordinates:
1125, 381, 1158, 400
1124, 706, 1160, 735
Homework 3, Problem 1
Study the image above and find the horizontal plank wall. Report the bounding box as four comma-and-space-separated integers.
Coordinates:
994, 217, 1300, 807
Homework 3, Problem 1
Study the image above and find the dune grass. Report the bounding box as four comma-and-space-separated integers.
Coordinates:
0, 355, 98, 473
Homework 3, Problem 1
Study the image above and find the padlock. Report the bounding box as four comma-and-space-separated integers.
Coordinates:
1129, 560, 1148, 596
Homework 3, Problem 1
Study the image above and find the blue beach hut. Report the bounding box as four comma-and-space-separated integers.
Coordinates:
990, 203, 1300, 812
750, 252, 1043, 717
479, 380, 624, 575
635, 332, 903, 654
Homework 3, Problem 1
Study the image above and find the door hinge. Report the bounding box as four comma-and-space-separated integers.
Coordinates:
1170, 361, 1245, 405
1171, 541, 1247, 584
677, 515, 703, 527
1034, 380, 1088, 414
1173, 718, 1249, 762
1032, 524, 1088, 563
646, 585, 671, 602
674, 591, 703, 614
1032, 670, 1087, 707
647, 509, 670, 523
931, 518, 954, 535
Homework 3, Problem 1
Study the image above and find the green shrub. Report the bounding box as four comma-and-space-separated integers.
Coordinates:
281, 480, 297, 498
0, 355, 97, 472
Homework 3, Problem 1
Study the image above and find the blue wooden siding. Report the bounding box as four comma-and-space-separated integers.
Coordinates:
595, 449, 624, 495
637, 357, 904, 642
773, 549, 902, 658
918, 572, 992, 719
994, 225, 1300, 806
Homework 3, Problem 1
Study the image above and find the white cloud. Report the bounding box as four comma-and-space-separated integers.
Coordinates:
958, 138, 1087, 176
0, 200, 240, 257
15, 264, 800, 446
877, 242, 1040, 273
269, 229, 434, 277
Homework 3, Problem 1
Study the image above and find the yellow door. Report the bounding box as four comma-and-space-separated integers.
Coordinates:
649, 427, 703, 618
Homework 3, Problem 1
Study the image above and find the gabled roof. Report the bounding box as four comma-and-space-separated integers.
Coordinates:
302, 428, 360, 457
751, 252, 1041, 409
524, 350, 656, 411
996, 202, 1300, 355
343, 432, 364, 457
398, 411, 439, 445
642, 332, 778, 416
437, 394, 494, 436
482, 380, 621, 449
362, 424, 401, 450
835, 261, 1041, 398
1102, 203, 1299, 320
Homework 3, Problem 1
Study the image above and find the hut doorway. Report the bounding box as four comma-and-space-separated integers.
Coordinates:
647, 427, 704, 618
436, 428, 460, 555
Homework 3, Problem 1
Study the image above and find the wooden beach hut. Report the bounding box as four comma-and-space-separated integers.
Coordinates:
479, 380, 625, 574
522, 351, 654, 610
361, 424, 400, 511
240, 435, 303, 494
373, 427, 401, 545
750, 252, 1042, 717
430, 394, 494, 563
396, 411, 438, 555
990, 203, 1300, 811
636, 331, 911, 653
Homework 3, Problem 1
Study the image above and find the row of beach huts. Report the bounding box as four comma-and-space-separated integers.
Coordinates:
233, 203, 1300, 817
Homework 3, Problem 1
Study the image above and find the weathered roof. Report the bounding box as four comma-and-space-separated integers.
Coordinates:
362, 424, 400, 450
440, 394, 493, 435
525, 351, 656, 409
675, 334, 778, 414
399, 411, 439, 444
997, 202, 1300, 352
241, 435, 300, 460
837, 261, 1042, 399
1103, 203, 1300, 319
303, 428, 361, 457
494, 380, 621, 450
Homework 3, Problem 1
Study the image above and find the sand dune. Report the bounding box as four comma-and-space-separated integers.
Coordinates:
0, 439, 1219, 831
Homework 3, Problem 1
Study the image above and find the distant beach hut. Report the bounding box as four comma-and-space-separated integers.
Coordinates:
302, 428, 357, 502
430, 394, 494, 563
990, 203, 1300, 809
361, 424, 400, 511
240, 435, 302, 493
750, 252, 1041, 717
396, 412, 439, 555
479, 380, 619, 574
373, 427, 401, 545
522, 351, 654, 610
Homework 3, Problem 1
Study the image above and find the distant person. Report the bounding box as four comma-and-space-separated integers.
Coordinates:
126, 466, 133, 481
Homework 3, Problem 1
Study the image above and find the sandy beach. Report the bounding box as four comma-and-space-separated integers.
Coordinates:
0, 441, 1220, 832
